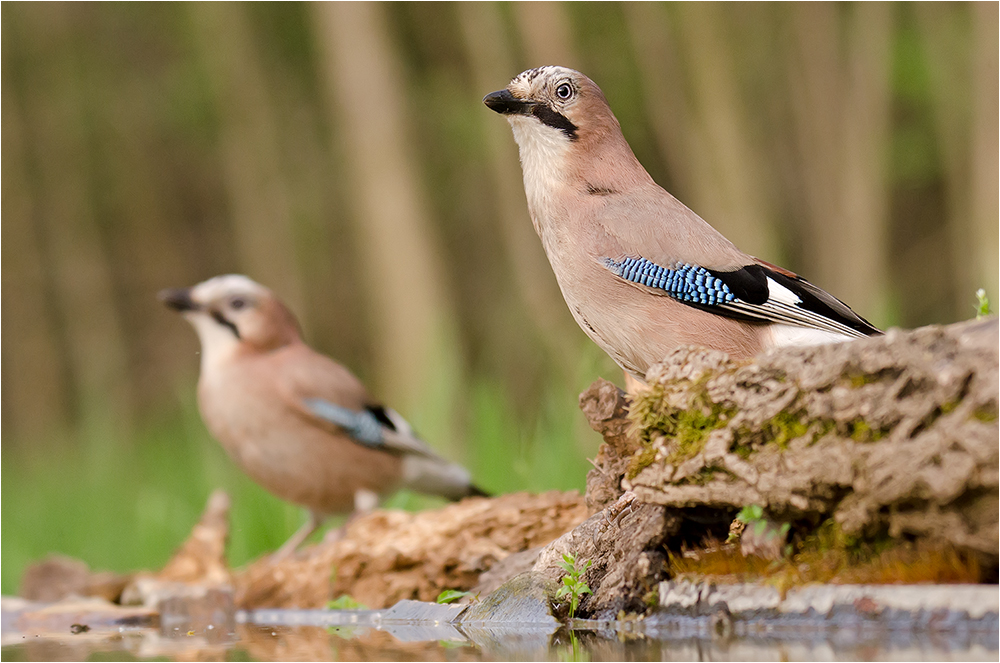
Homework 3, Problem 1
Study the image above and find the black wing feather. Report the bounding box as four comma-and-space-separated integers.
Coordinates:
764, 269, 881, 336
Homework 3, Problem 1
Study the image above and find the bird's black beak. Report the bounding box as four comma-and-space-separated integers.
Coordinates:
158, 287, 198, 312
483, 89, 530, 115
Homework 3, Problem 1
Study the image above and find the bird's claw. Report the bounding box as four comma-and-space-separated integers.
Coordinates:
592, 491, 638, 544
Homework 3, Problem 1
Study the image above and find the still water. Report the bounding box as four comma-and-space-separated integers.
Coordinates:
2, 608, 997, 661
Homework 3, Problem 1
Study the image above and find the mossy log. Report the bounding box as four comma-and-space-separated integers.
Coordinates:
584, 319, 998, 565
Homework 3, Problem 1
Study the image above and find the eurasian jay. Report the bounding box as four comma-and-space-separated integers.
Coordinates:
484, 66, 880, 382
160, 275, 486, 558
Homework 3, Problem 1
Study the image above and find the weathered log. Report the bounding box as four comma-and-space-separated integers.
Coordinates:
583, 319, 998, 562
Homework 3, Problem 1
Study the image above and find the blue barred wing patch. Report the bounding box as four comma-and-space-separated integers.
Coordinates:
604, 257, 736, 306
303, 398, 384, 447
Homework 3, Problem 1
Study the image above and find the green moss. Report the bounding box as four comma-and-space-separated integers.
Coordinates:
732, 409, 817, 456
662, 407, 725, 463
764, 411, 810, 449
846, 419, 885, 442
939, 399, 959, 415
626, 380, 734, 476
815, 420, 837, 438
848, 373, 876, 388
679, 466, 728, 485
972, 405, 998, 422
625, 444, 658, 479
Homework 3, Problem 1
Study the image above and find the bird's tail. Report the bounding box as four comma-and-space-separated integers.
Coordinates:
465, 484, 491, 499
401, 455, 489, 501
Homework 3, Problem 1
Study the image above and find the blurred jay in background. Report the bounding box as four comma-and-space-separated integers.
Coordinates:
160, 275, 486, 558
485, 66, 880, 383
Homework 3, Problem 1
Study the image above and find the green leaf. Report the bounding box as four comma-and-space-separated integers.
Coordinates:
436, 589, 471, 604
437, 640, 468, 649
976, 288, 992, 318
327, 595, 367, 610
736, 504, 763, 523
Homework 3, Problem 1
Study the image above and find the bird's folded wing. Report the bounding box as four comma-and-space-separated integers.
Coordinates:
602, 255, 880, 338
299, 397, 441, 458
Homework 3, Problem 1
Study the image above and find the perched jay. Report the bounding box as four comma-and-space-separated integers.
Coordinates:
160, 275, 486, 557
484, 66, 881, 382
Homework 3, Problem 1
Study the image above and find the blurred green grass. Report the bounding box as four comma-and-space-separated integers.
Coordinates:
1, 359, 610, 596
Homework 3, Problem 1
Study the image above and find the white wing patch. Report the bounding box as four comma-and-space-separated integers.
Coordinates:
767, 324, 856, 348
721, 276, 867, 339
382, 407, 415, 438
763, 277, 801, 306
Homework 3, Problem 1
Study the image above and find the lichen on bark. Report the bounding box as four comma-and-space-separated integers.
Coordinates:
584, 319, 999, 574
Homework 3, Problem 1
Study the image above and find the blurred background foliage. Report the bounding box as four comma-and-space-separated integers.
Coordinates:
2, 2, 996, 594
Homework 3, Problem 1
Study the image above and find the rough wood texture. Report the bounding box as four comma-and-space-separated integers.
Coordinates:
235, 490, 588, 609
583, 319, 999, 559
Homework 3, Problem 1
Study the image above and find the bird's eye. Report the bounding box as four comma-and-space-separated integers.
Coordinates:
229, 297, 246, 310
555, 82, 573, 100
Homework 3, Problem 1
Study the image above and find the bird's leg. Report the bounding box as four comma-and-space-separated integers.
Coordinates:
623, 371, 647, 395
353, 488, 380, 513
321, 489, 381, 546
605, 490, 637, 528
271, 510, 322, 561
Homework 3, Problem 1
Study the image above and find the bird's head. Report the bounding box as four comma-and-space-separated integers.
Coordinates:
159, 275, 301, 362
484, 66, 645, 197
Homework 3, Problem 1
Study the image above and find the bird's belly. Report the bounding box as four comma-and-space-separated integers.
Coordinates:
557, 269, 765, 379
204, 406, 402, 515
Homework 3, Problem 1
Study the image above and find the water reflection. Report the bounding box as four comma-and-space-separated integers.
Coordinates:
2, 617, 997, 662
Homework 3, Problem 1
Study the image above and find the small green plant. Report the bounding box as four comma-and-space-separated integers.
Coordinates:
556, 552, 592, 619
327, 594, 367, 610
437, 639, 470, 649
734, 504, 790, 552
736, 504, 765, 533
557, 629, 589, 662
435, 589, 472, 604
975, 289, 992, 318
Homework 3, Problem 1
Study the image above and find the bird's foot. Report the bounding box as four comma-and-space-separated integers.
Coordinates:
592, 491, 638, 544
